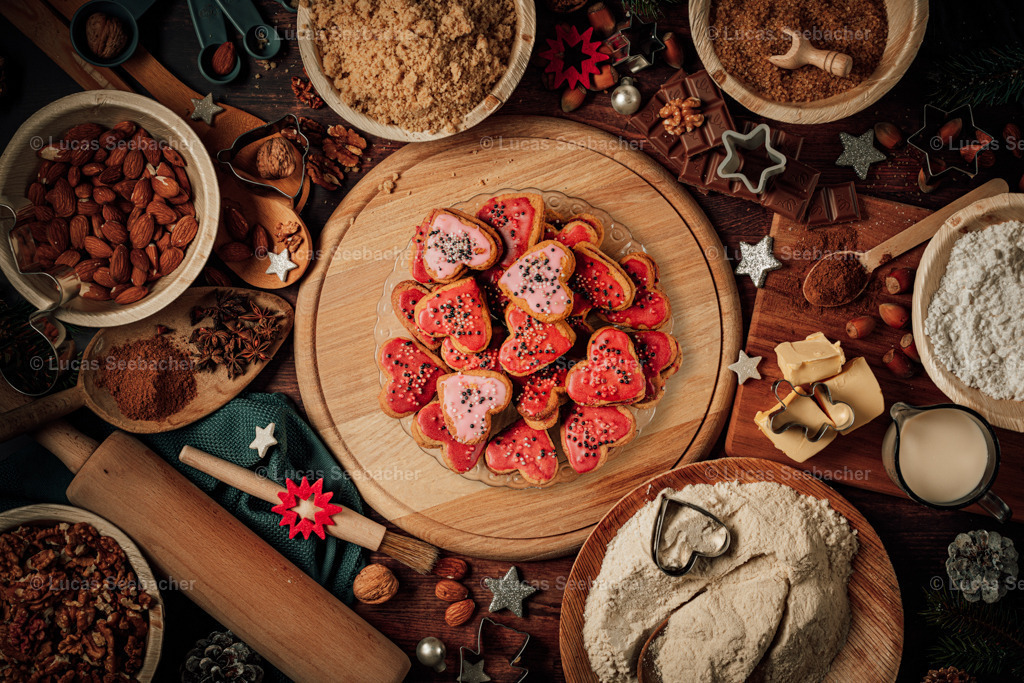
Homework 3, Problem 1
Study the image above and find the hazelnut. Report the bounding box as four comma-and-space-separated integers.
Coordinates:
256, 137, 298, 180
353, 563, 399, 605
85, 12, 129, 60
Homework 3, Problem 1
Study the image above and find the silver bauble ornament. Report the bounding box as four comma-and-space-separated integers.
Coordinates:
415, 636, 447, 672
611, 77, 641, 115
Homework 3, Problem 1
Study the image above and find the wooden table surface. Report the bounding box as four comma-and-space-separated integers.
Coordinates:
2, 2, 1023, 681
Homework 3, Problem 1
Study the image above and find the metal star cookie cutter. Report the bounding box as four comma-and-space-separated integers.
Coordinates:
717, 123, 788, 194
907, 103, 993, 180
605, 14, 666, 73
458, 617, 530, 683
216, 113, 309, 204
651, 497, 732, 577
767, 379, 856, 442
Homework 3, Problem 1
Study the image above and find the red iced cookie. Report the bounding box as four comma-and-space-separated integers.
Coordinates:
485, 418, 559, 485
499, 304, 575, 376
498, 240, 576, 322
476, 192, 545, 269
632, 331, 682, 409
412, 401, 485, 473
550, 219, 601, 248
420, 208, 502, 282
436, 370, 513, 444
377, 337, 448, 418
391, 280, 440, 349
599, 252, 672, 330
512, 363, 568, 429
569, 243, 636, 312
414, 277, 492, 354
409, 216, 434, 284
565, 327, 646, 406
560, 404, 636, 473
441, 327, 504, 372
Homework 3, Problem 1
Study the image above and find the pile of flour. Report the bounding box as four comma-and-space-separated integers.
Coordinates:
925, 220, 1024, 400
583, 482, 858, 683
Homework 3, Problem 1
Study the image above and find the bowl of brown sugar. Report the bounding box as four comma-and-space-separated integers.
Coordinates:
690, 0, 928, 124
297, 0, 536, 142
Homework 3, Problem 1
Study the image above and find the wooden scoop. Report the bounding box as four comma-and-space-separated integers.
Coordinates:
0, 287, 293, 442
768, 28, 853, 77
803, 179, 1008, 307
637, 616, 671, 683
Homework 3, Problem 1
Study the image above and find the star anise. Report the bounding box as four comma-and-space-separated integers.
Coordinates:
240, 339, 271, 364
223, 352, 247, 380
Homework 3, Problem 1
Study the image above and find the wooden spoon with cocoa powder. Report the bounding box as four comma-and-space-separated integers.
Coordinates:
0, 287, 293, 442
803, 179, 1008, 307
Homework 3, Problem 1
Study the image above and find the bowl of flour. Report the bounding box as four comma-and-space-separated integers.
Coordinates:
915, 192, 1024, 432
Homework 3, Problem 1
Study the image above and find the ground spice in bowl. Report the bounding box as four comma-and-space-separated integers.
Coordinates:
709, 0, 888, 102
804, 253, 870, 307
96, 335, 197, 421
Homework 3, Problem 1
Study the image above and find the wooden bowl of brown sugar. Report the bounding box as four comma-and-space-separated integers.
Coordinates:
690, 0, 928, 124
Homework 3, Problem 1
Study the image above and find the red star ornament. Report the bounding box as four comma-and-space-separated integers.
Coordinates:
271, 477, 344, 540
538, 24, 610, 91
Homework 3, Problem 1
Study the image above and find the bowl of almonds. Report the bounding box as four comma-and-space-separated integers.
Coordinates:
0, 90, 219, 326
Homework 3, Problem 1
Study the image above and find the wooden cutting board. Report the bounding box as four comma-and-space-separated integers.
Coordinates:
560, 458, 902, 683
725, 194, 1023, 516
294, 116, 742, 560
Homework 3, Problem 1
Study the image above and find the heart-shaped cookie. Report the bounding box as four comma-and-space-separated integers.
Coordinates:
599, 252, 672, 330
409, 215, 434, 284
570, 243, 636, 312
498, 240, 575, 322
631, 331, 682, 409
420, 208, 502, 282
391, 280, 440, 349
476, 192, 545, 269
412, 400, 485, 473
499, 304, 576, 376
565, 327, 646, 406
512, 363, 568, 430
437, 370, 513, 444
485, 418, 559, 485
546, 218, 601, 249
560, 404, 637, 473
545, 212, 606, 245
414, 277, 492, 354
441, 327, 504, 372
377, 337, 449, 418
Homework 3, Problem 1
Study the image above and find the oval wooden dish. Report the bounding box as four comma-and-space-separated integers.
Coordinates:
296, 1, 536, 142
689, 0, 928, 124
559, 457, 903, 683
0, 504, 165, 682
294, 116, 741, 560
913, 192, 1024, 432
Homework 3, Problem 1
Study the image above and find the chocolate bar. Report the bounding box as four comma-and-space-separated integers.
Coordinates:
805, 183, 861, 227
629, 70, 735, 163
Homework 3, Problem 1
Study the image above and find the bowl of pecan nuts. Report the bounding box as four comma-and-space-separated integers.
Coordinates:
0, 504, 164, 680
0, 90, 219, 327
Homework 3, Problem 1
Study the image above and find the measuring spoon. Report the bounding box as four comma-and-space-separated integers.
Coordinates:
70, 0, 157, 67
214, 0, 281, 60
188, 0, 241, 84
0, 288, 293, 442
803, 178, 1008, 307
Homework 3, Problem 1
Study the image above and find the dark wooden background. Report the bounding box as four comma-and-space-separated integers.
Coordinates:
2, 1, 1023, 681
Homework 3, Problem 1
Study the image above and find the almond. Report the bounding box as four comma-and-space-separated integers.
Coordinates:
211, 41, 237, 77
432, 557, 469, 580
152, 175, 179, 198
67, 166, 81, 187
81, 284, 111, 301
159, 246, 184, 275
93, 186, 117, 204
114, 120, 137, 137
98, 165, 123, 185
101, 220, 128, 245
101, 204, 124, 223
75, 184, 93, 200
114, 285, 148, 305
444, 599, 475, 627
114, 179, 137, 200
129, 213, 156, 249
78, 199, 101, 216
38, 143, 71, 163
70, 147, 93, 167
92, 148, 108, 164
162, 147, 186, 167
123, 149, 145, 179
223, 207, 250, 241
129, 249, 150, 271
55, 250, 81, 268
131, 266, 147, 287
148, 199, 177, 225
137, 133, 162, 166
251, 224, 269, 256
82, 162, 104, 177
132, 177, 153, 207
167, 191, 190, 206
35, 244, 60, 264
93, 267, 117, 289
75, 258, 104, 282
64, 123, 104, 143
70, 216, 90, 249
83, 236, 113, 259
155, 231, 171, 252
45, 179, 76, 218
145, 244, 159, 269
173, 166, 192, 195
435, 579, 469, 602
34, 205, 54, 222
27, 182, 46, 205
203, 266, 232, 287
39, 161, 66, 186
171, 216, 199, 248
217, 241, 251, 262
109, 244, 130, 283
177, 201, 196, 217
110, 283, 131, 300
46, 220, 69, 252
155, 161, 174, 178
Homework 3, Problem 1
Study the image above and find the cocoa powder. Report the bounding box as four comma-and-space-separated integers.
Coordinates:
804, 254, 869, 307
96, 335, 196, 421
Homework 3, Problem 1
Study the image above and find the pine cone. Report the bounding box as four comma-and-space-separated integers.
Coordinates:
946, 530, 1019, 603
181, 630, 263, 683
922, 666, 977, 683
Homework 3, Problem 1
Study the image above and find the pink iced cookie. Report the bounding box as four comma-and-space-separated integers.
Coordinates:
498, 240, 576, 323
421, 209, 501, 282
436, 370, 513, 445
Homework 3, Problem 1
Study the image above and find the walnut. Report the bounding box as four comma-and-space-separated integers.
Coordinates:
85, 13, 128, 60
291, 75, 324, 110
659, 96, 704, 136
353, 563, 399, 604
256, 137, 298, 180
306, 153, 343, 191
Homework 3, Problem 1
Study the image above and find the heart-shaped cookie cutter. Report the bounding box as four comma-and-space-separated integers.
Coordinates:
650, 496, 732, 577
216, 114, 309, 205
767, 378, 856, 441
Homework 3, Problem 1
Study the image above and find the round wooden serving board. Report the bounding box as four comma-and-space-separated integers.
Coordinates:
294, 117, 742, 560
559, 458, 903, 683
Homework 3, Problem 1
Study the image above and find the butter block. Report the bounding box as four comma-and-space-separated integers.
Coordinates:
819, 357, 884, 434
774, 332, 845, 387
754, 391, 837, 463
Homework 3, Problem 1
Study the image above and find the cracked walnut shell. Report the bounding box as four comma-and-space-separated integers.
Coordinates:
256, 137, 298, 180
353, 563, 399, 604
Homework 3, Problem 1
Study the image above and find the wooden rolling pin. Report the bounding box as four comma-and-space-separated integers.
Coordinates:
1, 387, 409, 682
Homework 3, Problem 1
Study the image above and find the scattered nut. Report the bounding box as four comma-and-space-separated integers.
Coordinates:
211, 41, 236, 77
444, 599, 475, 627
353, 564, 399, 605
879, 303, 910, 329
435, 579, 469, 602
937, 118, 962, 146
85, 12, 128, 60
884, 267, 914, 295
561, 85, 587, 113
845, 315, 876, 340
900, 333, 920, 362
873, 122, 903, 150
883, 347, 915, 379
256, 137, 297, 180
432, 557, 469, 581
1004, 123, 1023, 159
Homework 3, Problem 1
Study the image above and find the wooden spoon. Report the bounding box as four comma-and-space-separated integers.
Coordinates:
637, 616, 671, 683
803, 178, 1008, 307
0, 287, 293, 442
768, 27, 853, 77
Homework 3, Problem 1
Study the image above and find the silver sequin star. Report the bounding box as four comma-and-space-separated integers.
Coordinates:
728, 350, 762, 384
835, 130, 886, 180
190, 93, 224, 125
484, 566, 537, 618
265, 247, 298, 282
735, 236, 782, 288
458, 659, 491, 683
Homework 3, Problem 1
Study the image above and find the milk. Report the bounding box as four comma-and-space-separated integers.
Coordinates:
892, 408, 990, 504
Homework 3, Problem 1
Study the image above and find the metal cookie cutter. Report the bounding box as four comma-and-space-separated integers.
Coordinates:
768, 378, 856, 441
651, 497, 732, 577
458, 617, 530, 683
717, 123, 788, 194
216, 114, 309, 204
907, 103, 993, 180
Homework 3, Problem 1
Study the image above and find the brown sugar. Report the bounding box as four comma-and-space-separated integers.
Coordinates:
709, 0, 888, 102
308, 0, 516, 133
96, 335, 197, 421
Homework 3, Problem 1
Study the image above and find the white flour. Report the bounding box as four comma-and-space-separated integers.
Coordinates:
582, 482, 858, 683
925, 220, 1024, 400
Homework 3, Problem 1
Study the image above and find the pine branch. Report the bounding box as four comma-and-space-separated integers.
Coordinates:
927, 44, 1024, 108
921, 588, 1024, 679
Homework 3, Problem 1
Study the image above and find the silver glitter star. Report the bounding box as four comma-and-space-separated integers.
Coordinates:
835, 130, 886, 180
458, 659, 491, 683
484, 566, 537, 617
265, 247, 298, 282
728, 350, 762, 384
734, 236, 782, 288
190, 93, 224, 125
